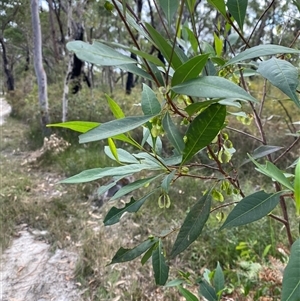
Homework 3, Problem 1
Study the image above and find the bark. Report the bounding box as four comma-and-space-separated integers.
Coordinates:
30, 0, 51, 136
48, 0, 59, 62
0, 37, 14, 91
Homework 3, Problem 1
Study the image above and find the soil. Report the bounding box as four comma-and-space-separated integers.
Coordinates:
0, 98, 83, 301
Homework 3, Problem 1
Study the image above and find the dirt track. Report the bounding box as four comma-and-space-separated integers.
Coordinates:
0, 98, 83, 301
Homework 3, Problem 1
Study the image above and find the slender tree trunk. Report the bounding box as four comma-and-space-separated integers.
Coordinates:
0, 37, 15, 91
62, 0, 73, 122
48, 0, 59, 62
30, 0, 51, 136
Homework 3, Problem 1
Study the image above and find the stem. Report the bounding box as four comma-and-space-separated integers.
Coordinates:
226, 126, 264, 143
273, 136, 300, 164
246, 0, 276, 46
112, 0, 161, 87
211, 201, 239, 213
258, 79, 267, 118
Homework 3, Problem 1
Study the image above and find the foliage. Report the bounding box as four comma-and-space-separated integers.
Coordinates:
47, 0, 300, 300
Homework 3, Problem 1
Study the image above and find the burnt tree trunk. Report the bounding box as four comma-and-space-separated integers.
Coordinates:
0, 37, 14, 91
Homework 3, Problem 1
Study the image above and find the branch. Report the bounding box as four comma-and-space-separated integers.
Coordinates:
226, 126, 264, 143
273, 136, 300, 164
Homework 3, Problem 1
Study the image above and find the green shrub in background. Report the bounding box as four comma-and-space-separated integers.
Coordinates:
49, 1, 300, 300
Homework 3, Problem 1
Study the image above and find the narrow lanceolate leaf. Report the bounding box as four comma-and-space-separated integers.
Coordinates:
224, 45, 300, 67
220, 191, 283, 229
186, 0, 197, 14
257, 58, 300, 108
67, 41, 135, 66
158, 0, 179, 24
294, 159, 300, 215
185, 100, 218, 116
182, 104, 226, 164
47, 121, 99, 133
145, 23, 183, 70
110, 238, 158, 264
117, 63, 153, 81
152, 240, 169, 285
79, 115, 156, 143
207, 0, 227, 17
60, 164, 160, 184
199, 280, 218, 301
226, 0, 248, 31
240, 145, 283, 166
281, 238, 300, 301
171, 54, 210, 87
141, 84, 161, 115
248, 156, 294, 191
178, 286, 199, 301
104, 146, 139, 164
214, 262, 225, 295
172, 76, 258, 103
171, 193, 211, 258
107, 138, 119, 162
162, 112, 185, 154
104, 192, 156, 225
110, 176, 161, 200
106, 94, 125, 119
161, 170, 176, 194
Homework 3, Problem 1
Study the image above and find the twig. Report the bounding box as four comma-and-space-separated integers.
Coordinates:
210, 201, 239, 213
246, 0, 276, 46
226, 126, 264, 143
273, 136, 300, 164
259, 79, 268, 118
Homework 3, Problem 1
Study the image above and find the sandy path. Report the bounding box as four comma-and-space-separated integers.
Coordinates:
0, 98, 84, 301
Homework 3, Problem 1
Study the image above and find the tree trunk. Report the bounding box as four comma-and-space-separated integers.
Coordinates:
0, 37, 15, 91
30, 0, 51, 136
48, 0, 59, 62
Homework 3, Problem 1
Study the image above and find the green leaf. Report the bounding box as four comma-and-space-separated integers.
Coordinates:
141, 84, 161, 115
172, 76, 258, 103
60, 164, 161, 184
178, 286, 199, 301
214, 262, 225, 296
183, 25, 198, 53
79, 115, 156, 144
104, 192, 156, 225
107, 138, 119, 162
110, 175, 161, 201
161, 170, 177, 193
182, 104, 226, 164
165, 279, 184, 287
226, 0, 248, 31
118, 63, 154, 81
104, 146, 140, 164
100, 41, 165, 67
47, 121, 99, 133
67, 41, 135, 66
158, 0, 179, 24
141, 243, 156, 265
110, 238, 158, 264
199, 280, 218, 301
213, 32, 223, 57
224, 45, 300, 67
220, 191, 283, 229
281, 238, 300, 301
152, 240, 169, 285
171, 193, 211, 258
148, 62, 165, 86
185, 100, 218, 116
162, 112, 185, 154
257, 58, 300, 108
248, 156, 294, 191
295, 159, 300, 215
171, 54, 210, 87
207, 0, 227, 17
106, 94, 125, 119
240, 145, 283, 166
145, 23, 183, 70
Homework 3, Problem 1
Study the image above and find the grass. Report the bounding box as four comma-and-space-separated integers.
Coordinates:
1, 82, 299, 300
